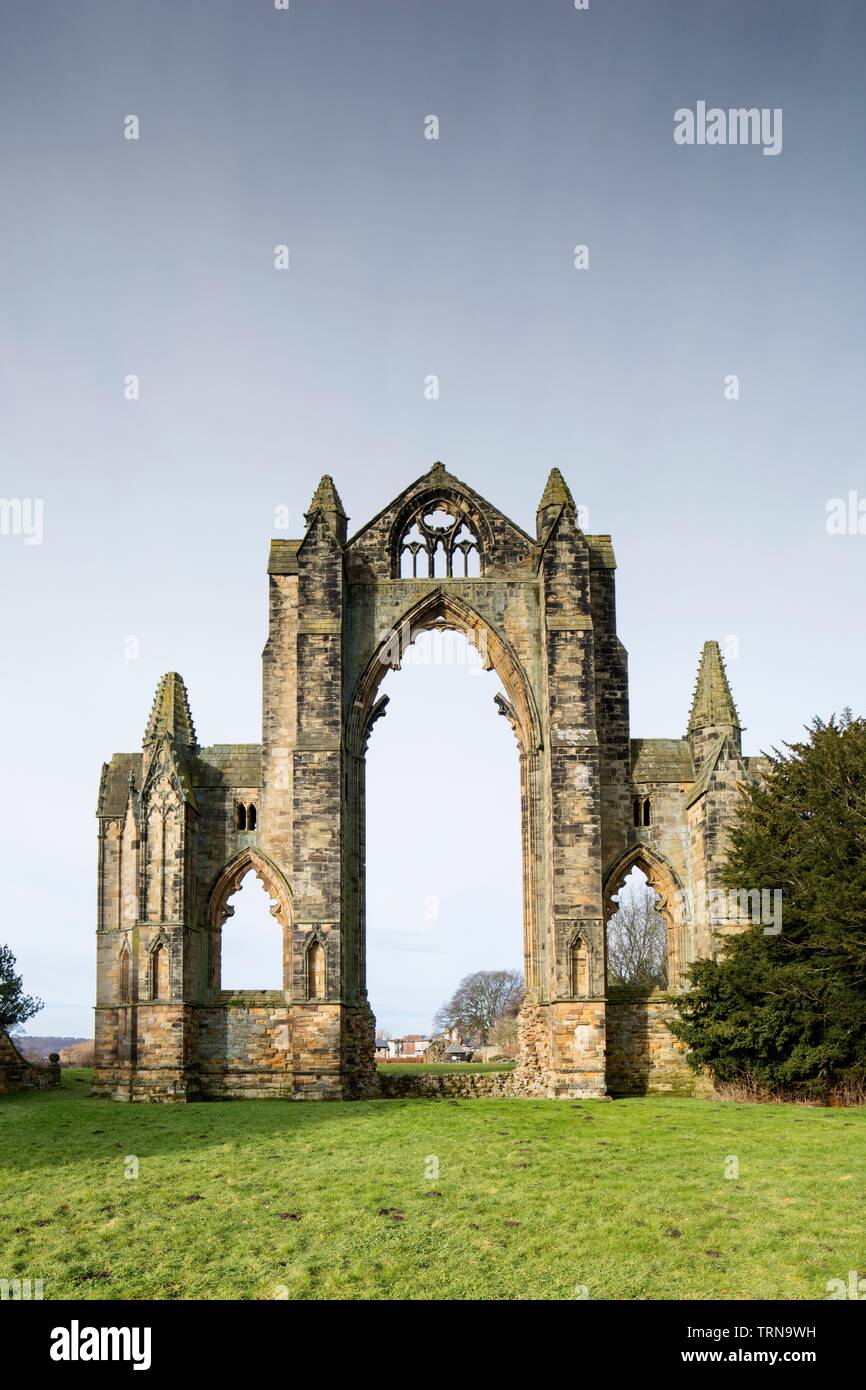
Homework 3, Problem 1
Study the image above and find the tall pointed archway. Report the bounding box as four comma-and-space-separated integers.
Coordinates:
345, 588, 544, 1031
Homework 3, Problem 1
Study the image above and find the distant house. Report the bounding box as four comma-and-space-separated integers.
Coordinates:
438, 1026, 474, 1061
376, 1034, 432, 1061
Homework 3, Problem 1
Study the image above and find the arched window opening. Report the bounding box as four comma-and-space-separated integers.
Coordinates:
220, 869, 283, 990
400, 523, 426, 577
633, 797, 641, 827
152, 942, 170, 1000
307, 940, 326, 1000
397, 499, 482, 579
248, 802, 257, 831
119, 945, 131, 1003
454, 524, 481, 577
606, 867, 668, 989
237, 802, 247, 831
642, 797, 652, 827
570, 935, 589, 998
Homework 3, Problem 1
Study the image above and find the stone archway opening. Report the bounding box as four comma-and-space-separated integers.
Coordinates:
346, 592, 545, 1072
603, 848, 694, 1097
219, 869, 284, 990
606, 867, 669, 991
364, 623, 524, 1057
204, 850, 293, 996
603, 846, 688, 994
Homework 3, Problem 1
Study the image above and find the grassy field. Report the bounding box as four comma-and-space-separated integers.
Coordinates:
1, 1069, 863, 1301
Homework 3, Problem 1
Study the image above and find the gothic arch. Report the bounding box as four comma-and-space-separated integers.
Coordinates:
347, 587, 542, 758
203, 848, 293, 992
346, 586, 545, 997
602, 844, 690, 991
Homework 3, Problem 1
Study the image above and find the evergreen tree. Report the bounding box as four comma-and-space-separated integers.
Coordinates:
670, 713, 866, 1098
0, 943, 44, 1034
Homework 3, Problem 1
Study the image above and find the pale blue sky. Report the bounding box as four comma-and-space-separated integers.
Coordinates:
2, 1, 863, 1035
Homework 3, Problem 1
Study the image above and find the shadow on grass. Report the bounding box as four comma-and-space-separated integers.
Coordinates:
0, 1067, 543, 1174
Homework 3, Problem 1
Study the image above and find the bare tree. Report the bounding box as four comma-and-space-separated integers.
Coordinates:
433, 969, 524, 1044
606, 873, 668, 988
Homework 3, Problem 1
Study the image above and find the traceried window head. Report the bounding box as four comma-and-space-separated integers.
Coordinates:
398, 498, 482, 578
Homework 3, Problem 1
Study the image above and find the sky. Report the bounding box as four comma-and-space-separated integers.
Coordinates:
1, 1, 863, 1037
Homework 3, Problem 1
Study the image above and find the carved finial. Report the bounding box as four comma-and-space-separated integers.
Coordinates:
536, 468, 576, 538
305, 475, 348, 543
143, 673, 197, 748
687, 641, 741, 734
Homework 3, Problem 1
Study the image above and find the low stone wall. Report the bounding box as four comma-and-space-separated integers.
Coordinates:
0, 1030, 61, 1095
605, 990, 696, 1096
376, 1069, 517, 1099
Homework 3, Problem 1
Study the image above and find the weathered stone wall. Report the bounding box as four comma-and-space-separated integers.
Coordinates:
93, 999, 374, 1101
377, 1069, 517, 1099
0, 1031, 61, 1095
605, 990, 695, 1096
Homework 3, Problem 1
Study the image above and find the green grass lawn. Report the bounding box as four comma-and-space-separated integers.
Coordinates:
1, 1069, 863, 1301
377, 1061, 514, 1074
